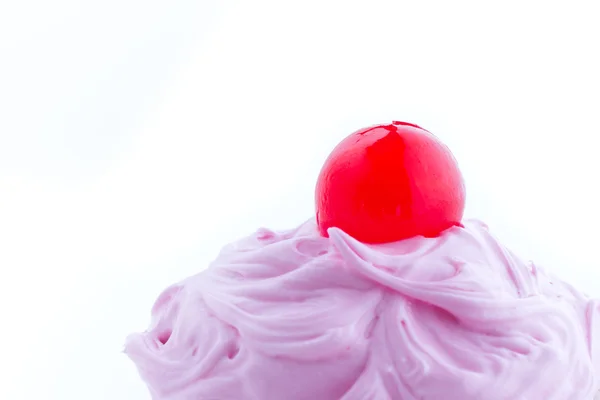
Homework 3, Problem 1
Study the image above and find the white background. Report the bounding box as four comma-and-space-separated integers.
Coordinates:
1, 1, 599, 398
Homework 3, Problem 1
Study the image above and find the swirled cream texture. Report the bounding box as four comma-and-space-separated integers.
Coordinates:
125, 220, 600, 399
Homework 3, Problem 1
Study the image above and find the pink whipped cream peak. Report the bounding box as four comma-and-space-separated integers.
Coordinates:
125, 219, 600, 399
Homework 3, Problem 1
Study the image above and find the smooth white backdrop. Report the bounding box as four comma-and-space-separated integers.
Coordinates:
1, 1, 599, 398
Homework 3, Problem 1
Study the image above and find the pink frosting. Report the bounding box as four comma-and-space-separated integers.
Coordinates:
125, 219, 600, 399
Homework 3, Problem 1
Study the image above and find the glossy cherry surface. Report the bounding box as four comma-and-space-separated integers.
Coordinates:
315, 121, 465, 243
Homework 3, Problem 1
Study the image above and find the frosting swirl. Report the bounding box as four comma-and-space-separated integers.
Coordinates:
125, 219, 600, 399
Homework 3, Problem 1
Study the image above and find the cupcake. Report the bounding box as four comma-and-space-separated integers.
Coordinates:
125, 122, 600, 399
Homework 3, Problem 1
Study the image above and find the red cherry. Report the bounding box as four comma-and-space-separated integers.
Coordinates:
315, 121, 465, 243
